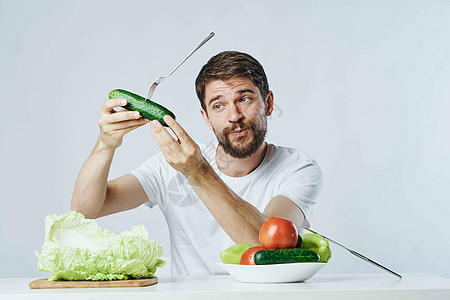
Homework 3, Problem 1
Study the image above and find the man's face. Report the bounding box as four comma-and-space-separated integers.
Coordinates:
201, 77, 274, 158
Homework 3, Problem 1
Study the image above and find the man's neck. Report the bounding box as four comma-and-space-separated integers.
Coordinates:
215, 142, 267, 177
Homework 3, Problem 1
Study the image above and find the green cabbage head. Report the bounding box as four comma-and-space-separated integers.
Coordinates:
35, 211, 166, 281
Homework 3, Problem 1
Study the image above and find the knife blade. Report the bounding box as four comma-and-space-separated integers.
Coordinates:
305, 228, 402, 279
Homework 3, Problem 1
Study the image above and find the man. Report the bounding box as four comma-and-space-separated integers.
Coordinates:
71, 51, 322, 276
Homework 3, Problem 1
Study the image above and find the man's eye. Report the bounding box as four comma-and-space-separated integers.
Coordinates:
213, 104, 223, 110
240, 97, 250, 103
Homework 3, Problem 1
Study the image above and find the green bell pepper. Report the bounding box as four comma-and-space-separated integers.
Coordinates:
300, 233, 332, 263
220, 243, 254, 264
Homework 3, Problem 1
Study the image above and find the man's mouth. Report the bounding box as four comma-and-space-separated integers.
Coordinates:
229, 128, 248, 137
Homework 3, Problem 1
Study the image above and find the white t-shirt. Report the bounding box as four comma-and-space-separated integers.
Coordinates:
130, 141, 323, 276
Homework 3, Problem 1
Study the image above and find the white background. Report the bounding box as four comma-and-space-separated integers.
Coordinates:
1, 0, 449, 279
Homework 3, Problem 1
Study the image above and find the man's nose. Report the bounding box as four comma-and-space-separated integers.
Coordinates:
228, 103, 244, 122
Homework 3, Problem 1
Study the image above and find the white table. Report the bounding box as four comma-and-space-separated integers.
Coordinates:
1, 273, 449, 300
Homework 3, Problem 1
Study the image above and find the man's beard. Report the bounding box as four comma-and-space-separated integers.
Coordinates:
214, 115, 267, 159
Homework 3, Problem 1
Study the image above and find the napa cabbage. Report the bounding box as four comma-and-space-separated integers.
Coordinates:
35, 211, 165, 281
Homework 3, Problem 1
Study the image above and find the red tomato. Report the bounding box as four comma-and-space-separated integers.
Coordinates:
259, 217, 298, 249
239, 246, 266, 265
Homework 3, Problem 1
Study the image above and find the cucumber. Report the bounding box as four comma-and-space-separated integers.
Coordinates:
109, 89, 176, 127
254, 248, 319, 265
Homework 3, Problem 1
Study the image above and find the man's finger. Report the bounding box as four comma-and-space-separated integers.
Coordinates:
163, 115, 192, 144
151, 120, 179, 151
102, 98, 127, 113
122, 122, 149, 135
150, 120, 177, 158
109, 110, 141, 123
113, 118, 150, 130
102, 118, 148, 133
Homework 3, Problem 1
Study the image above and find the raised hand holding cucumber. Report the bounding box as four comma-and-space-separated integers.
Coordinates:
98, 97, 150, 150
107, 89, 205, 184
102, 89, 176, 150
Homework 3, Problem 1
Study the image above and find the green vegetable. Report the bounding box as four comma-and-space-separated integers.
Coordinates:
295, 235, 303, 248
254, 248, 319, 265
35, 211, 166, 281
220, 243, 254, 264
109, 89, 176, 127
300, 233, 332, 263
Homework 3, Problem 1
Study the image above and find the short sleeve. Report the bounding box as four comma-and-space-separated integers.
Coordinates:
129, 152, 167, 209
276, 161, 323, 228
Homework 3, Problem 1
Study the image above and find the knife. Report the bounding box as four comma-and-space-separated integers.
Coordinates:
305, 228, 402, 279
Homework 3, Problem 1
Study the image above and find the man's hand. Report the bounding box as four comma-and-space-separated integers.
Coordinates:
150, 115, 206, 177
98, 98, 150, 150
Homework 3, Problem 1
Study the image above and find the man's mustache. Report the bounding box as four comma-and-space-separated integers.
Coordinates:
223, 121, 249, 134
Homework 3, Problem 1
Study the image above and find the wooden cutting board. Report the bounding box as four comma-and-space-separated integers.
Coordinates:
29, 277, 158, 289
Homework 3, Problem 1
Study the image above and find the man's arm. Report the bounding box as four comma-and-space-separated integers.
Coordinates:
185, 167, 305, 245
71, 98, 149, 219
263, 195, 305, 230
150, 115, 307, 245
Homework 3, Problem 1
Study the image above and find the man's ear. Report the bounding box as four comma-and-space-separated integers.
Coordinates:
265, 91, 274, 116
200, 108, 214, 131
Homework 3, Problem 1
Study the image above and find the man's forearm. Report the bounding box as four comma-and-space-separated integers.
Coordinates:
186, 161, 267, 245
71, 139, 115, 219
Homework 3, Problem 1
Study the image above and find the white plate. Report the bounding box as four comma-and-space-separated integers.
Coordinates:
217, 262, 326, 283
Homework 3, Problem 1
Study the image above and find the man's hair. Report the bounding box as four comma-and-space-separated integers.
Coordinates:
195, 51, 269, 110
